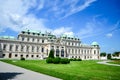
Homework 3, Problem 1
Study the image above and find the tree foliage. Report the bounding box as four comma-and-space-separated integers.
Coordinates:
48, 49, 54, 58
100, 52, 107, 56
107, 53, 111, 59
112, 52, 120, 57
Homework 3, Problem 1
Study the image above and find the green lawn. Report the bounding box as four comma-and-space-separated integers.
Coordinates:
1, 60, 120, 80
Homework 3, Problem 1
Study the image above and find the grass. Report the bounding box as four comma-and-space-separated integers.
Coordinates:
108, 60, 120, 65
1, 60, 120, 80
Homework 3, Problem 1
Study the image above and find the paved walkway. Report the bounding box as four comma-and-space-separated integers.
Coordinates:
0, 61, 61, 80
97, 60, 120, 66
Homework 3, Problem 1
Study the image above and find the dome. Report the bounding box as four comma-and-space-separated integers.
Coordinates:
91, 42, 99, 46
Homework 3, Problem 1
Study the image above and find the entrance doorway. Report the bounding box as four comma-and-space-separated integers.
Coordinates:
9, 53, 12, 58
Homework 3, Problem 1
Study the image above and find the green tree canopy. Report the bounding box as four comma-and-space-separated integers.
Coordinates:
112, 51, 120, 57
48, 49, 54, 58
100, 52, 107, 56
107, 53, 111, 59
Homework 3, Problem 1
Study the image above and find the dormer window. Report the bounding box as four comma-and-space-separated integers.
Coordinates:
33, 33, 35, 35
22, 31, 25, 34
28, 32, 30, 34
37, 33, 40, 36
42, 34, 44, 36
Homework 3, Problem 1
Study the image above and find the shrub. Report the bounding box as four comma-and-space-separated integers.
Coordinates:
69, 58, 73, 61
77, 58, 82, 61
60, 58, 70, 64
20, 57, 25, 60
73, 58, 77, 61
46, 58, 53, 63
53, 57, 61, 64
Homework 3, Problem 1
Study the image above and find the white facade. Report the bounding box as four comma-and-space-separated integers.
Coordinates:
0, 30, 100, 60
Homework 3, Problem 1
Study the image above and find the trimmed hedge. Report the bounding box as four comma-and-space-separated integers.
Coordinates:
20, 57, 25, 60
69, 58, 82, 61
53, 57, 61, 64
46, 57, 70, 64
46, 57, 53, 63
60, 58, 70, 64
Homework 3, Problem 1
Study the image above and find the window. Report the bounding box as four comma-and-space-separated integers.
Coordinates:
37, 39, 39, 42
61, 49, 64, 57
32, 46, 34, 52
27, 37, 29, 41
9, 45, 13, 51
15, 45, 18, 51
3, 44, 6, 50
94, 50, 96, 54
98, 50, 99, 54
15, 54, 18, 57
36, 55, 39, 57
21, 55, 23, 57
56, 49, 59, 56
84, 50, 86, 54
26, 46, 29, 52
33, 33, 35, 35
32, 38, 34, 42
42, 34, 44, 36
21, 46, 24, 51
37, 46, 39, 52
72, 43, 73, 46
72, 49, 74, 54
3, 54, 5, 57
22, 37, 24, 41
26, 55, 28, 58
68, 42, 70, 45
41, 47, 44, 52
31, 55, 34, 57
42, 40, 44, 43
47, 49, 48, 55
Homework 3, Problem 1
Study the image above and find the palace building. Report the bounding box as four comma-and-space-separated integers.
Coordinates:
0, 30, 100, 60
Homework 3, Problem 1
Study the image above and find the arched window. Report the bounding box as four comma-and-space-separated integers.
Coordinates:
61, 49, 64, 57
94, 50, 96, 54
56, 49, 59, 57
41, 47, 44, 52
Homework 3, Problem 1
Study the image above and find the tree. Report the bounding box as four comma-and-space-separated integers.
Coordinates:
100, 52, 107, 56
107, 53, 111, 59
48, 49, 54, 58
112, 52, 120, 57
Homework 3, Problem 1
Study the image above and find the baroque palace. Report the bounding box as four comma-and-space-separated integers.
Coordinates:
0, 30, 100, 60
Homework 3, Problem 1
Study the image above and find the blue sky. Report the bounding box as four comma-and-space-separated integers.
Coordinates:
0, 0, 120, 53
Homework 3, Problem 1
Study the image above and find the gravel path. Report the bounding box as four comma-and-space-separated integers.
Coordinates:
97, 60, 120, 66
0, 61, 61, 80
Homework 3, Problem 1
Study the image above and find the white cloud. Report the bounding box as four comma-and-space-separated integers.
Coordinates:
61, 0, 96, 19
0, 0, 96, 36
52, 27, 72, 36
106, 33, 113, 38
0, 0, 48, 32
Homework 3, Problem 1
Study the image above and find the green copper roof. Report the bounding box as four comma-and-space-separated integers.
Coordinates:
91, 42, 99, 45
22, 30, 40, 34
61, 34, 75, 38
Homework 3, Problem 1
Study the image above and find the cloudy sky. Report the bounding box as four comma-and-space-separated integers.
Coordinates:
0, 0, 120, 53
